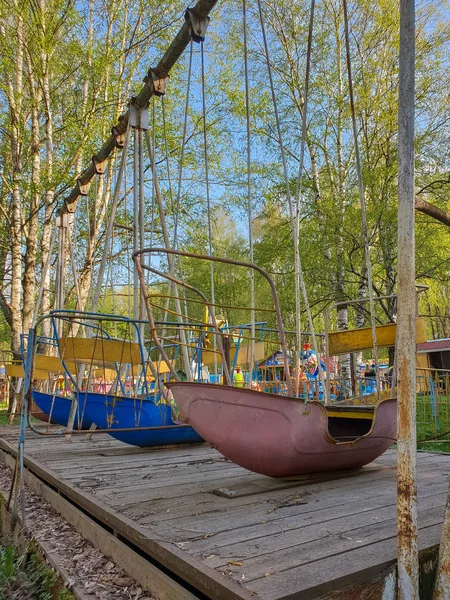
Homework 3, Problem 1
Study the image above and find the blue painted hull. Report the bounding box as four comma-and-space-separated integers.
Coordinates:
32, 391, 93, 430
82, 392, 203, 447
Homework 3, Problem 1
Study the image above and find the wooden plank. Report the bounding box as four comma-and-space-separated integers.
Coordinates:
0, 450, 197, 600
187, 484, 448, 560
2, 433, 450, 600
0, 438, 255, 600
212, 465, 394, 498
146, 468, 441, 536
246, 523, 442, 600
204, 497, 446, 574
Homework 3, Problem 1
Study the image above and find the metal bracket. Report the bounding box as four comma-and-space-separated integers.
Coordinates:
129, 103, 149, 130
148, 69, 169, 97
77, 179, 91, 196
114, 133, 125, 149
186, 8, 210, 43
92, 157, 108, 174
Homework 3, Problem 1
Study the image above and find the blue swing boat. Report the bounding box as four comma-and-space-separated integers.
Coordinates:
32, 390, 93, 430
30, 310, 203, 447
81, 391, 203, 446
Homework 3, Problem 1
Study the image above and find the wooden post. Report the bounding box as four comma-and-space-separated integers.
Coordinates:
397, 0, 418, 597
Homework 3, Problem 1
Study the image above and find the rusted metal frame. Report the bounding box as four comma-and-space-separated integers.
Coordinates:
54, 213, 69, 312
133, 126, 140, 327
143, 129, 192, 380
243, 0, 255, 389
27, 313, 175, 435
149, 292, 277, 313
59, 0, 218, 217
92, 127, 131, 313
7, 327, 36, 524
397, 0, 418, 595
293, 0, 320, 402
27, 420, 193, 437
134, 248, 293, 396
134, 253, 232, 386
39, 310, 148, 396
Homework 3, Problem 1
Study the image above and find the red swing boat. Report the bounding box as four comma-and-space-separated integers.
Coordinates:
166, 382, 396, 477
136, 248, 404, 478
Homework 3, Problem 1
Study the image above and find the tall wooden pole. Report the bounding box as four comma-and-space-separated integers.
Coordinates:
397, 0, 418, 597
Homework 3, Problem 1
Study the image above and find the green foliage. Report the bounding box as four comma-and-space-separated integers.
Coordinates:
0, 540, 74, 600
0, 0, 449, 351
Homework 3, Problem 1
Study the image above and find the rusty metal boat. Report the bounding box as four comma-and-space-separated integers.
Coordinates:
166, 382, 396, 477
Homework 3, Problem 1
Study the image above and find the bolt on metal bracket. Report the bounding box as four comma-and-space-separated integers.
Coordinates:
92, 156, 108, 174
77, 179, 91, 196
64, 201, 77, 214
114, 133, 125, 148
148, 69, 169, 96
186, 8, 210, 43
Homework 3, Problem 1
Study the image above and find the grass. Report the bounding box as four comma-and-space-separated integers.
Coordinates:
0, 540, 74, 599
0, 408, 17, 426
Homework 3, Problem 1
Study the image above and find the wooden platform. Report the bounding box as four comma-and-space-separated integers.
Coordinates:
0, 428, 449, 599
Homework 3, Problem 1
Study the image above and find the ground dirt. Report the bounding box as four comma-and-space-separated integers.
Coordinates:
0, 461, 154, 599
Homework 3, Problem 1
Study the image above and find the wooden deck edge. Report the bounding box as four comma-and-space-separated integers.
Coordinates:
0, 491, 90, 600
0, 449, 198, 600
0, 437, 255, 600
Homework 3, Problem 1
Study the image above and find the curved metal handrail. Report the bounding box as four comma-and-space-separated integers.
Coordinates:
133, 247, 292, 395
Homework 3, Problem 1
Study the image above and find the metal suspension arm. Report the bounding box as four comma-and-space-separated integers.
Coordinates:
134, 247, 293, 396
59, 0, 218, 217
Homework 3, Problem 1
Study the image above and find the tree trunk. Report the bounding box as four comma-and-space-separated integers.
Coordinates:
22, 57, 41, 332
40, 0, 56, 341
8, 6, 24, 355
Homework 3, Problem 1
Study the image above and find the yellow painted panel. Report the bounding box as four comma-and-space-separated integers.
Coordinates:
5, 364, 62, 381
328, 318, 427, 355
202, 342, 265, 367
236, 342, 266, 365
415, 352, 430, 370
58, 337, 142, 365
326, 410, 374, 420
147, 360, 173, 375
341, 388, 394, 406
6, 364, 24, 378
122, 361, 173, 377
33, 355, 78, 375
6, 359, 76, 380
33, 369, 54, 381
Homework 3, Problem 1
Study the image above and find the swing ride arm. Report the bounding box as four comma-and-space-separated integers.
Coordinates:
133, 247, 293, 396
59, 0, 218, 217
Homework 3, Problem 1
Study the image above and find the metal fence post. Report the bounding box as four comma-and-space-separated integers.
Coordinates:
397, 0, 418, 597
